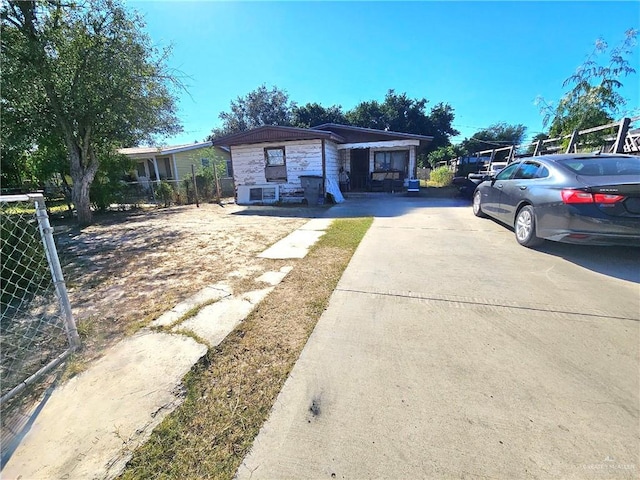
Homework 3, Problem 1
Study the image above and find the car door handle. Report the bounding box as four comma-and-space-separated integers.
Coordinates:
519, 186, 527, 190
497, 184, 504, 189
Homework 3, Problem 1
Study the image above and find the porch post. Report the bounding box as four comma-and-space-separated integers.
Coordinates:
152, 157, 161, 184
172, 154, 179, 181
409, 146, 416, 180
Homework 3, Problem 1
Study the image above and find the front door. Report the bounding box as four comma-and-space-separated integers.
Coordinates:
350, 149, 369, 191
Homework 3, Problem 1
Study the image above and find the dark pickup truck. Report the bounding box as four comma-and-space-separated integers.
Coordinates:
452, 162, 508, 198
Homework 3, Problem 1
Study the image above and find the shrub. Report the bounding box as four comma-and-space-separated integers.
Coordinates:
90, 178, 125, 212
155, 181, 175, 207
429, 166, 454, 187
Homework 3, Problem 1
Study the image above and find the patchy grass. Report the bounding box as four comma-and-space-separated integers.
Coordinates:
118, 217, 373, 480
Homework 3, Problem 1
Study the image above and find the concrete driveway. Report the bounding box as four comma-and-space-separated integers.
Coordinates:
237, 195, 639, 479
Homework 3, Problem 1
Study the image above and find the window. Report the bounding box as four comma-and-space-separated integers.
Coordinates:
265, 147, 285, 166
264, 147, 287, 182
163, 158, 174, 179
201, 158, 210, 168
136, 162, 146, 178
537, 166, 550, 178
495, 163, 519, 180
513, 162, 541, 180
226, 159, 233, 177
250, 186, 277, 201
557, 157, 640, 176
374, 150, 409, 175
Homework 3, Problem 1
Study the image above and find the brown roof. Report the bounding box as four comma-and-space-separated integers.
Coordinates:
211, 124, 433, 147
314, 123, 433, 144
211, 125, 345, 146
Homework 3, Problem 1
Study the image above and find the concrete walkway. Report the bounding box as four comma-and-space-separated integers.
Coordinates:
237, 196, 639, 479
1, 218, 332, 480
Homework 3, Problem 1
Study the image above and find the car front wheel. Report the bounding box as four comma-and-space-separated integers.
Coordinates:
473, 191, 487, 218
515, 205, 543, 247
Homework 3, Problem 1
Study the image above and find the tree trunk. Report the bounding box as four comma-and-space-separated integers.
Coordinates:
72, 177, 93, 226
68, 146, 99, 226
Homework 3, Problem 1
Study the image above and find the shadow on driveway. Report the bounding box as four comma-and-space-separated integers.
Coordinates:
538, 242, 640, 283
231, 193, 472, 220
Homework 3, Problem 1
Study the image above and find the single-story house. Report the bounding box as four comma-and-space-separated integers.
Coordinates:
212, 124, 432, 204
118, 142, 231, 189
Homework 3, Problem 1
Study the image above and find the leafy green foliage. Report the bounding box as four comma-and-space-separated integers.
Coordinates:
291, 103, 347, 128
459, 123, 527, 155
209, 85, 295, 138
426, 145, 462, 168
537, 29, 638, 137
345, 90, 459, 152
526, 132, 550, 155
429, 166, 454, 187
155, 181, 175, 208
209, 88, 460, 154
89, 153, 134, 211
2, 0, 182, 224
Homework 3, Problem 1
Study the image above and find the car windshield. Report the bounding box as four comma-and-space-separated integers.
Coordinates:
556, 156, 640, 176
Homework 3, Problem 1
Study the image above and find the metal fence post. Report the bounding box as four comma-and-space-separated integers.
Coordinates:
33, 195, 80, 350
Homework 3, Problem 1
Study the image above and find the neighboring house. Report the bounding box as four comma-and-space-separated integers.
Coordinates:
118, 142, 232, 189
212, 124, 432, 204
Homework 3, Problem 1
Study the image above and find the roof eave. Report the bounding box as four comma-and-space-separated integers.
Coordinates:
313, 123, 433, 142
211, 125, 345, 147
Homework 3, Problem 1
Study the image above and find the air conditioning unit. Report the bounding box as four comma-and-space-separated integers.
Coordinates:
237, 184, 279, 204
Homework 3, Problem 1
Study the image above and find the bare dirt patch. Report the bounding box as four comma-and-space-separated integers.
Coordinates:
55, 201, 328, 364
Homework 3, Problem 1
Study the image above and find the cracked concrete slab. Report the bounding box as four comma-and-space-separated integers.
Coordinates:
176, 288, 273, 346
255, 266, 294, 286
258, 230, 325, 259
151, 283, 233, 327
2, 332, 207, 480
258, 219, 332, 259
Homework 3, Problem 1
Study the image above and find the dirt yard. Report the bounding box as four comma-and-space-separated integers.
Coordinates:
54, 201, 328, 368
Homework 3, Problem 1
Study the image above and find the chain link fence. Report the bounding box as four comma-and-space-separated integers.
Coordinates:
1, 194, 79, 403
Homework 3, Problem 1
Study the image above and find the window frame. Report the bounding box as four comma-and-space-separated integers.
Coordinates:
373, 150, 409, 175
264, 146, 287, 182
264, 147, 286, 166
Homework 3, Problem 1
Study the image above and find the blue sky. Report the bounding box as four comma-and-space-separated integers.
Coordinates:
129, 1, 640, 146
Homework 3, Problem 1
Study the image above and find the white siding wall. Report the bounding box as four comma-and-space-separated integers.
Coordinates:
231, 140, 323, 199
324, 141, 340, 183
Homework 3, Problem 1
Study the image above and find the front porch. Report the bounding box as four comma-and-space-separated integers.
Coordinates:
337, 139, 419, 192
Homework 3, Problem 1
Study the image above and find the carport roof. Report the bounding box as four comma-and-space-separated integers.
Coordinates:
313, 123, 433, 144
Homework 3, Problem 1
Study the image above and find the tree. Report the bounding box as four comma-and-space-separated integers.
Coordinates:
537, 29, 638, 138
426, 145, 462, 169
346, 90, 459, 152
291, 103, 347, 128
425, 102, 459, 152
208, 87, 460, 155
2, 0, 181, 225
209, 85, 295, 138
526, 132, 550, 155
459, 123, 527, 155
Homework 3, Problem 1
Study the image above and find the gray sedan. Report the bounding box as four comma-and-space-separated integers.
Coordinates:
472, 153, 640, 247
